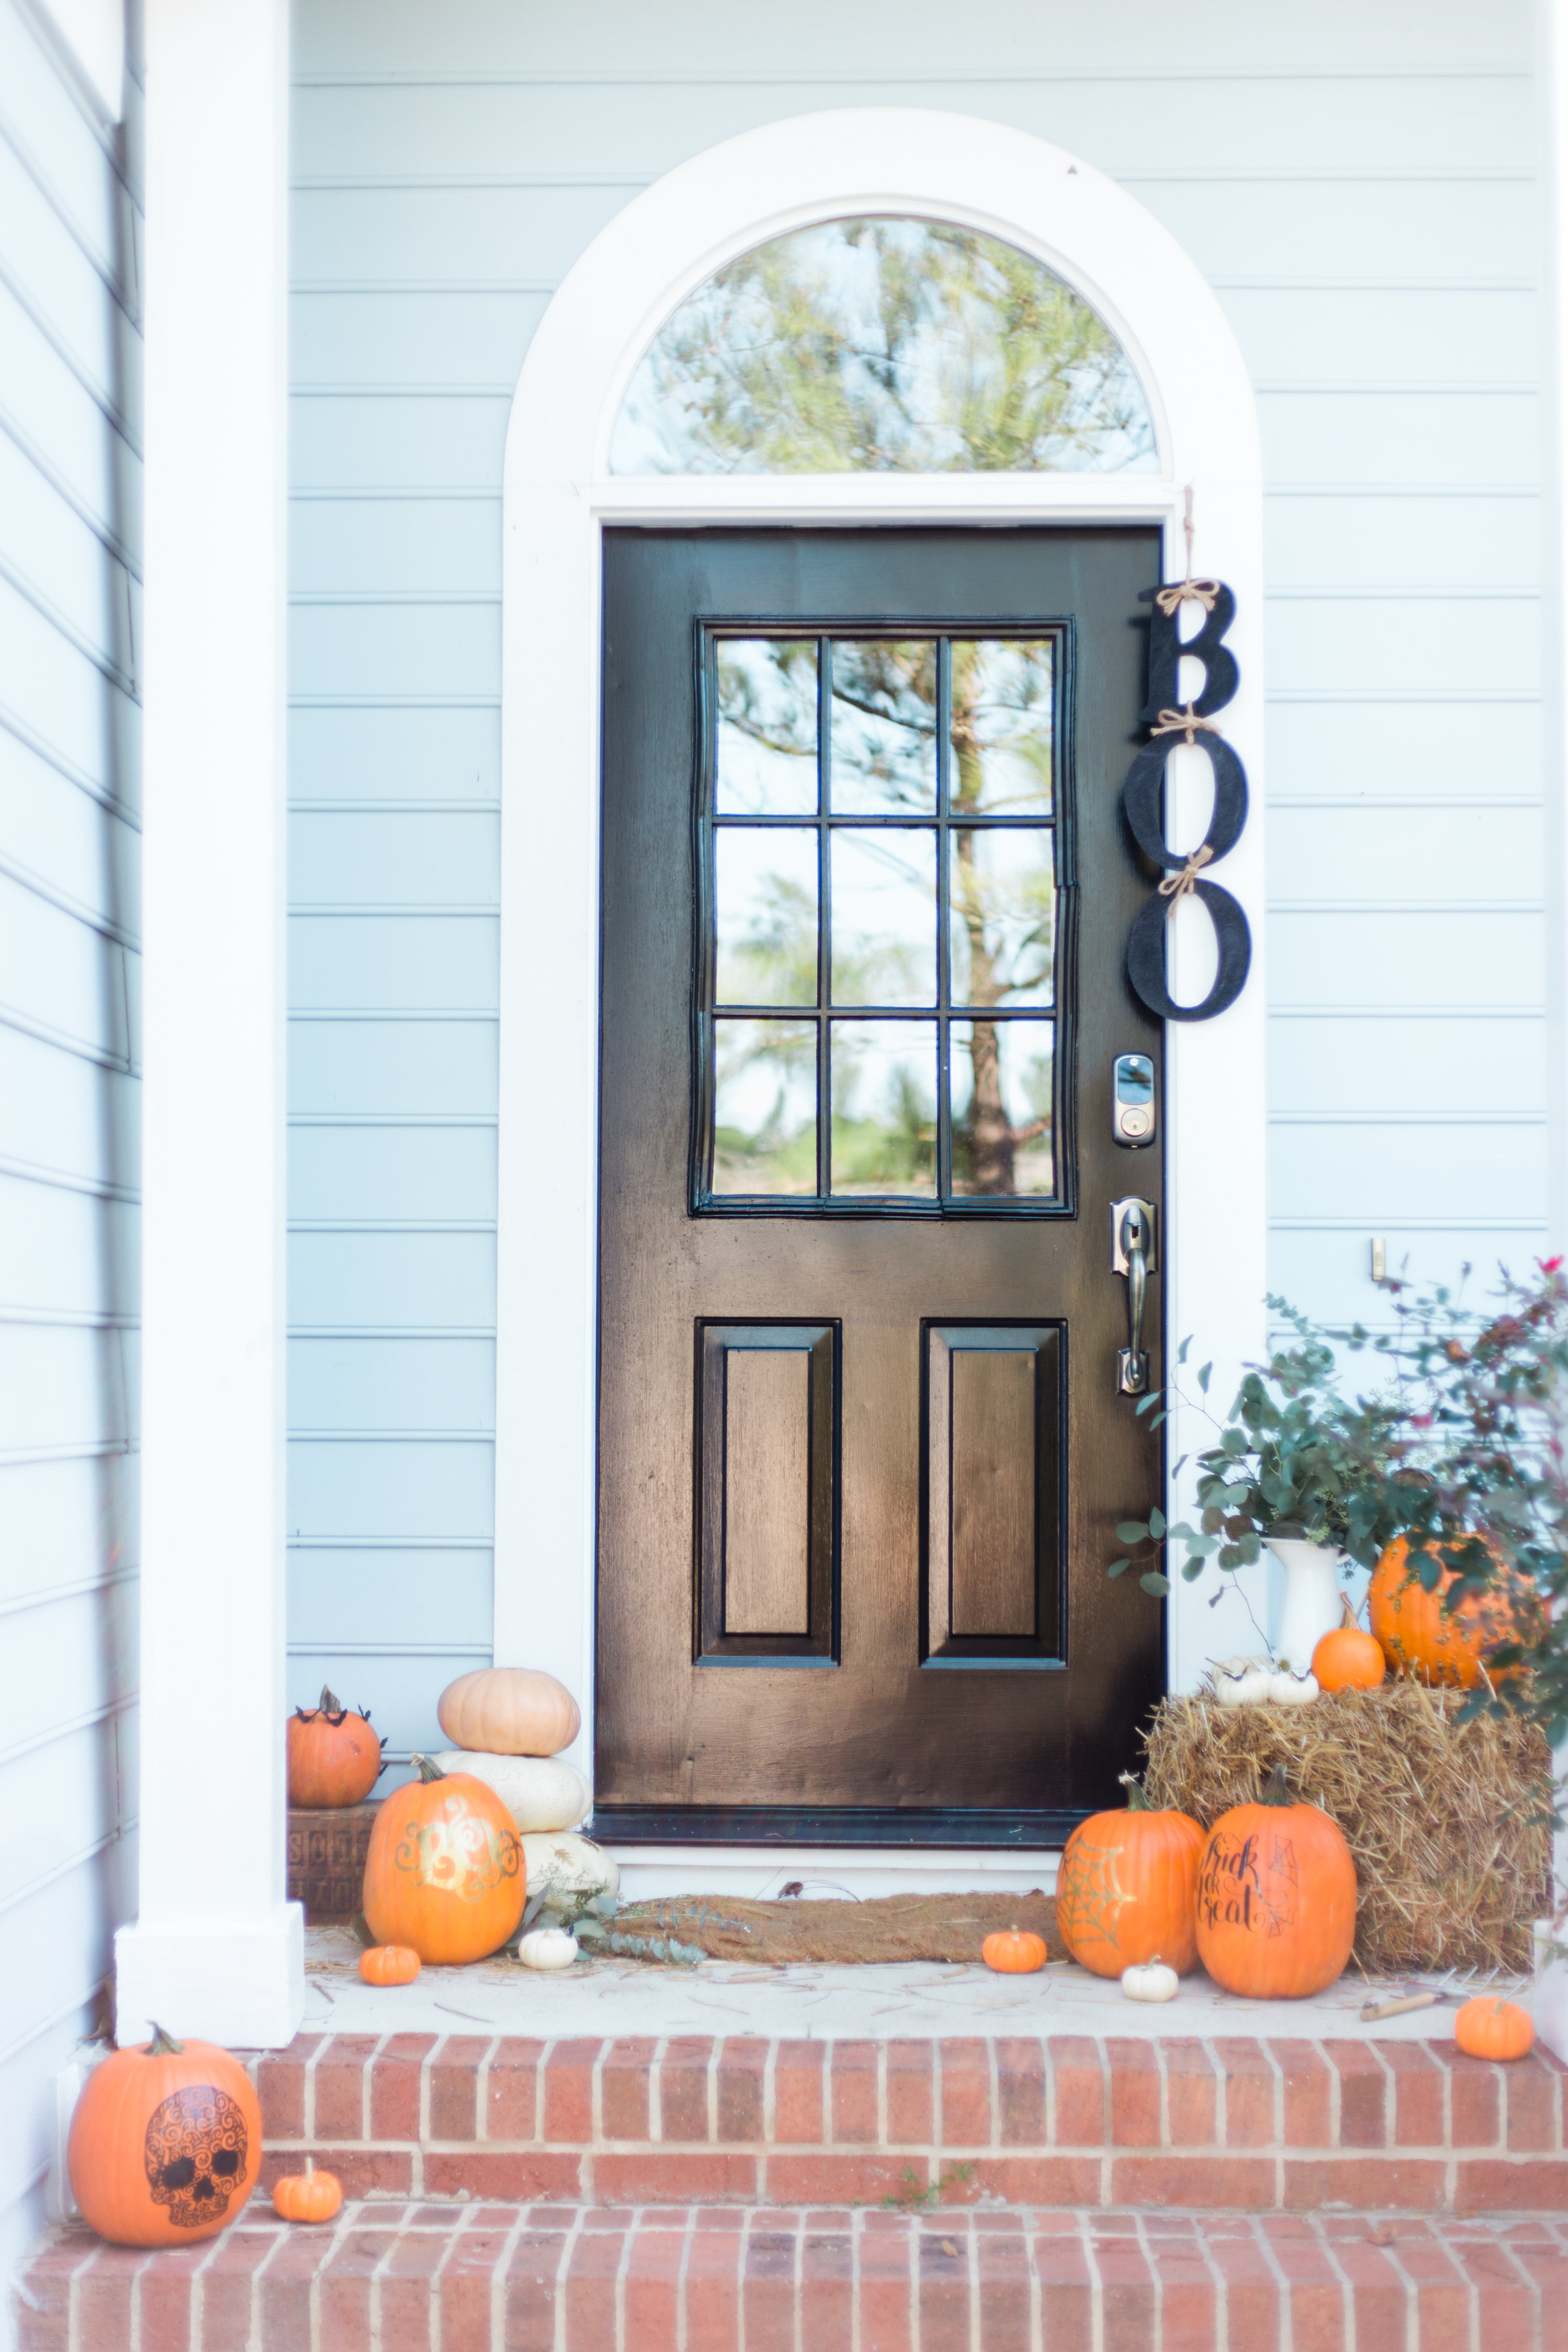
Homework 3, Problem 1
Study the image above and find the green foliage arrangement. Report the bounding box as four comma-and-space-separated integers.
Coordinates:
1112, 1260, 1568, 1745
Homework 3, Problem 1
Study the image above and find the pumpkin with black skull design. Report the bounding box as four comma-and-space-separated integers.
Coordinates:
67, 2026, 263, 2246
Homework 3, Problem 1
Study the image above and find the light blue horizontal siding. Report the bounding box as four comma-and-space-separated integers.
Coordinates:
289, 706, 500, 800
287, 0, 1546, 1734
0, 8, 141, 2270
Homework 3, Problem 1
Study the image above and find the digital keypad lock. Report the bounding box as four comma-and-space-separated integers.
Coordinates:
1112, 1053, 1156, 1147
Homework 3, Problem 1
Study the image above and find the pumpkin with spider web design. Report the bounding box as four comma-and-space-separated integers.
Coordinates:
1054, 1777, 1203, 1978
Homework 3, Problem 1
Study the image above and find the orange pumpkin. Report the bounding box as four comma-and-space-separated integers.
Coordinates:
981, 1929, 1047, 1974
359, 1944, 421, 1987
1196, 1765, 1356, 1998
1056, 1776, 1205, 1978
1454, 1997, 1535, 2062
67, 2025, 263, 2248
362, 1753, 526, 1963
272, 2169, 342, 2223
1369, 1538, 1537, 1689
1311, 1597, 1386, 1694
287, 1686, 385, 1808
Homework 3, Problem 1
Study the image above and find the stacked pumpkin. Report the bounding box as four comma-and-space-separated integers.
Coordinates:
359, 1668, 606, 1970
1053, 1769, 1356, 2002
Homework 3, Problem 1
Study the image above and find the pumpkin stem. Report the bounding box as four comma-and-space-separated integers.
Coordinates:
146, 2023, 184, 2055
411, 1752, 446, 1783
1258, 1761, 1296, 1808
1340, 1594, 1359, 1632
1119, 1772, 1149, 1812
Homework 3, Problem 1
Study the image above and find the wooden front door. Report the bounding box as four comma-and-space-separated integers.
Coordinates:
595, 527, 1164, 1845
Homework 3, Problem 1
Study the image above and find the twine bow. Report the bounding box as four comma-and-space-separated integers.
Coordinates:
1157, 843, 1215, 904
1153, 576, 1222, 618
1151, 704, 1224, 744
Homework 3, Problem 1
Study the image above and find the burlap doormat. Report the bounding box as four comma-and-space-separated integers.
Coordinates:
615, 1891, 1067, 1965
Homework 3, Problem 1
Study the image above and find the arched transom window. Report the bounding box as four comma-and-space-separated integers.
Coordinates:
610, 216, 1158, 476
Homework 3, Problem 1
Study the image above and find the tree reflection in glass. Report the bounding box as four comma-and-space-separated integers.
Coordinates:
704, 630, 1061, 1203
830, 1022, 938, 1197
613, 218, 1156, 476
712, 1020, 817, 1196
952, 1022, 1054, 1198
715, 639, 818, 815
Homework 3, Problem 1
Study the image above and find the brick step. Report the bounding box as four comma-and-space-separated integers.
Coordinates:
18, 2199, 1567, 2351
248, 2031, 1568, 2215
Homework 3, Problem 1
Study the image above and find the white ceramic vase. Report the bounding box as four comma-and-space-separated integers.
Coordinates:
1268, 1539, 1346, 1673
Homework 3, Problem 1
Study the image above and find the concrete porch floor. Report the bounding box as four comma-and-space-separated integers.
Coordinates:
302, 1924, 1526, 2044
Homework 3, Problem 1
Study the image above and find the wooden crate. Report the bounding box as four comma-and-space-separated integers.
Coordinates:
287, 1803, 380, 1921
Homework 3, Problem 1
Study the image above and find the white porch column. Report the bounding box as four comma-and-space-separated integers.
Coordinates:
114, 0, 301, 2049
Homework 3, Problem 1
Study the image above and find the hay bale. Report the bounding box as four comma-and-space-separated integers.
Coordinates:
1143, 1682, 1552, 1976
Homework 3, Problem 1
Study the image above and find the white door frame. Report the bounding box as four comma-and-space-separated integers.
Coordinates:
496, 108, 1267, 1882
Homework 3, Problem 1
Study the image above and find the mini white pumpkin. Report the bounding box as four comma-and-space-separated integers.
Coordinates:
516, 1926, 580, 1971
1212, 1656, 1271, 1708
1120, 1956, 1179, 2003
1267, 1665, 1319, 1706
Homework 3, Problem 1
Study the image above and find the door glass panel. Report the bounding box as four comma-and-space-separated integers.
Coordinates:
829, 1021, 938, 1198
830, 829, 938, 1007
714, 828, 819, 1006
715, 639, 819, 815
712, 1020, 818, 1196
950, 640, 1054, 814
700, 629, 1066, 1211
611, 217, 1158, 476
830, 641, 938, 813
949, 829, 1056, 1008
951, 1020, 1054, 1198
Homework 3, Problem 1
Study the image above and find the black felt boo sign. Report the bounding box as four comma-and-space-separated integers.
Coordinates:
1120, 579, 1252, 1022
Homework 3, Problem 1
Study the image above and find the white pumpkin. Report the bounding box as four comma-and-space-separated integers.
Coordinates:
1121, 1957, 1179, 2003
1212, 1656, 1271, 1708
520, 1831, 619, 1903
432, 1750, 591, 1833
517, 1927, 580, 1971
437, 1667, 581, 1757
1267, 1665, 1319, 1706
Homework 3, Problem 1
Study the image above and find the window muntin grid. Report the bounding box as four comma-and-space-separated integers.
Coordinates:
697, 630, 1069, 1213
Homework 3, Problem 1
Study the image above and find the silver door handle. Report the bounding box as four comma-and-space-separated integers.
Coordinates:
1111, 1198, 1158, 1396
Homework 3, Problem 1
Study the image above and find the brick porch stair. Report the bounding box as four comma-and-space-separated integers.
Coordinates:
250, 2027, 1568, 2213
18, 2202, 1568, 2351
17, 2031, 1568, 2349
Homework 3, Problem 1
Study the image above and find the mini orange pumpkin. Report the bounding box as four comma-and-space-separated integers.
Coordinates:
1056, 1776, 1205, 1978
362, 1753, 526, 1964
287, 1686, 385, 1808
1454, 1997, 1535, 2062
1369, 1539, 1536, 1689
981, 1929, 1047, 1974
67, 2025, 263, 2247
1196, 1765, 1356, 1999
272, 2168, 342, 2223
1311, 1597, 1386, 1693
359, 1943, 421, 1987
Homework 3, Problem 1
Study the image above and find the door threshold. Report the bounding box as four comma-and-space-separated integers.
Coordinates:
591, 1806, 1083, 1847
595, 1840, 1064, 1904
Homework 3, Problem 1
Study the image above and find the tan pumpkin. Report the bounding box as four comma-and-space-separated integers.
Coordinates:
436, 1667, 581, 1758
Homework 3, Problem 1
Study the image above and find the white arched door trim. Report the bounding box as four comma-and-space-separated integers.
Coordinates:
496, 109, 1267, 1844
